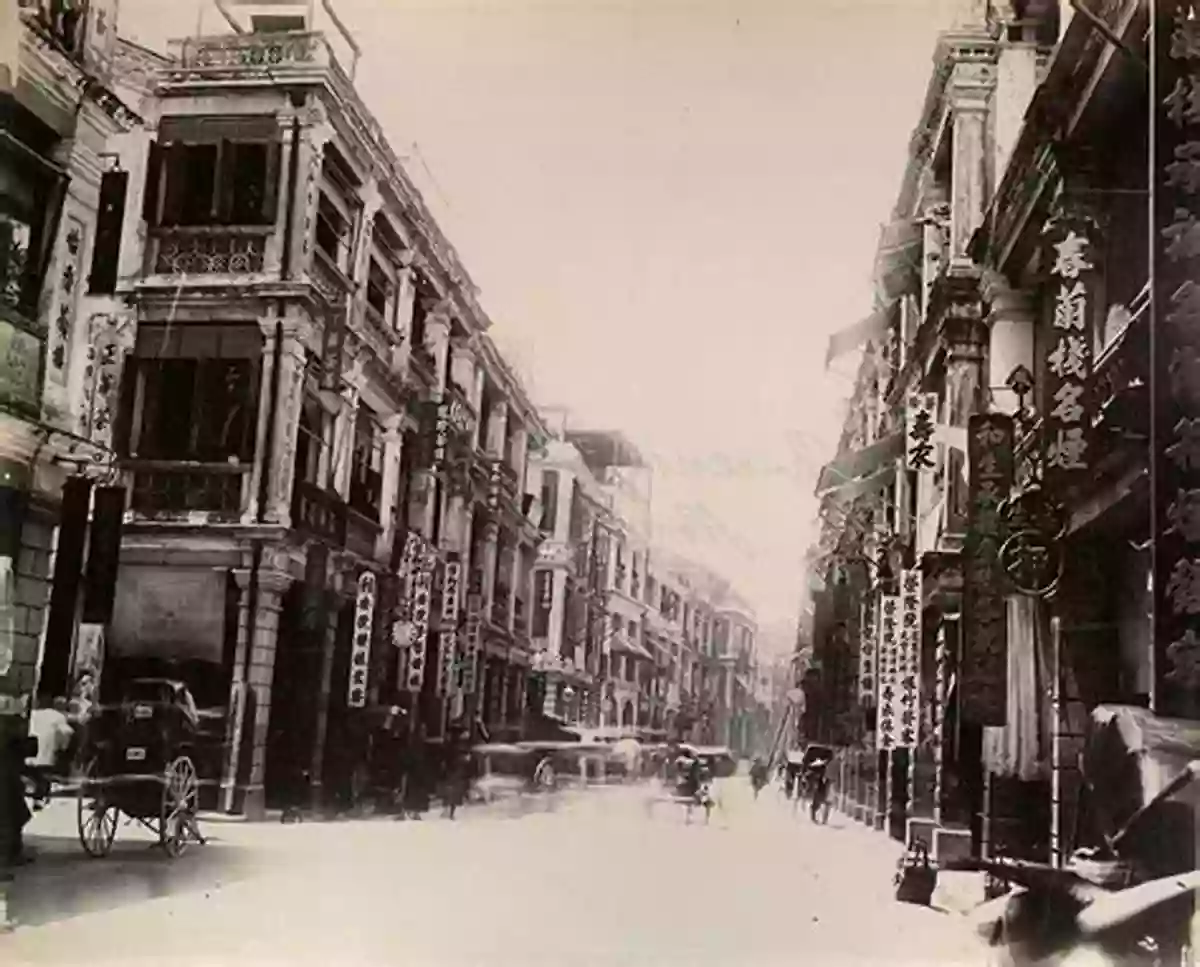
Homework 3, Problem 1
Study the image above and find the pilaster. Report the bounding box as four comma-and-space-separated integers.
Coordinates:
330, 363, 363, 500
376, 414, 404, 560
424, 307, 453, 398
948, 56, 996, 264
295, 105, 334, 278
482, 519, 500, 616
982, 274, 1036, 415
486, 400, 508, 457
252, 317, 308, 526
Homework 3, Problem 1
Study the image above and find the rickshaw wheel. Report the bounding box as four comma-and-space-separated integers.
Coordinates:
77, 759, 118, 858
161, 755, 200, 858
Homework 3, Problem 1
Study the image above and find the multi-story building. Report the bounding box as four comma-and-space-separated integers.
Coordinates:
0, 1, 143, 842
805, 0, 1200, 870
28, 9, 550, 816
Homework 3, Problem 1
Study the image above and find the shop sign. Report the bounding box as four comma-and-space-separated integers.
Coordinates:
895, 568, 921, 749
875, 594, 900, 751
1041, 206, 1098, 492
858, 595, 877, 705
0, 318, 43, 419
436, 554, 462, 696
432, 401, 450, 474
905, 392, 937, 473
347, 571, 376, 708
963, 413, 1014, 725
1154, 4, 1200, 713
403, 550, 435, 692
461, 592, 482, 694
532, 568, 552, 639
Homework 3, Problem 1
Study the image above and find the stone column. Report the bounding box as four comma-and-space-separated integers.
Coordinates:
376, 414, 404, 560
425, 307, 453, 398
450, 339, 476, 395
486, 400, 508, 457
481, 520, 500, 617
942, 271, 988, 533
948, 60, 995, 264
983, 275, 1036, 415
253, 318, 307, 526
512, 425, 529, 503
330, 362, 362, 502
292, 107, 334, 278
264, 111, 298, 275
993, 36, 1041, 181
229, 563, 293, 819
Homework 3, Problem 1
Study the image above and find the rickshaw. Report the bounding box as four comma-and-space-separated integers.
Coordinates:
645, 744, 734, 824
948, 704, 1200, 966
75, 678, 207, 859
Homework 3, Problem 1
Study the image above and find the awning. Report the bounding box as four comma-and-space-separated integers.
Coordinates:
817, 462, 896, 507
609, 632, 653, 661
814, 431, 904, 496
873, 218, 922, 302
824, 306, 892, 368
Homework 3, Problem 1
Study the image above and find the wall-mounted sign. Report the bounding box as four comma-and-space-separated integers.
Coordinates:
1153, 5, 1200, 716
1041, 211, 1098, 491
403, 550, 435, 693
432, 402, 450, 474
436, 554, 462, 696
0, 318, 43, 419
963, 413, 1014, 725
905, 392, 937, 473
461, 592, 482, 694
876, 594, 900, 751
895, 568, 922, 749
858, 595, 877, 705
347, 571, 377, 708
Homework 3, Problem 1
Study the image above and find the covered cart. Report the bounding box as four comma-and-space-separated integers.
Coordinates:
76, 678, 208, 859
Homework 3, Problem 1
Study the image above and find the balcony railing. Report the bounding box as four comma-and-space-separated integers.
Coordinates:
147, 226, 269, 277
291, 479, 346, 545
177, 31, 326, 71
126, 461, 250, 519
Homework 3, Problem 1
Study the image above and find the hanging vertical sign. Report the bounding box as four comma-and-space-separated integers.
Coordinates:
487, 458, 502, 511
876, 595, 900, 751
461, 590, 483, 694
896, 568, 922, 749
858, 595, 878, 705
404, 550, 436, 692
1042, 206, 1098, 493
963, 413, 1015, 724
432, 402, 451, 474
347, 571, 377, 708
437, 553, 462, 696
532, 568, 553, 640
905, 392, 938, 473
932, 620, 952, 824
1153, 5, 1200, 717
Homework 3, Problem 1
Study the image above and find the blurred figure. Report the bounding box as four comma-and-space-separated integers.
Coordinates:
749, 756, 769, 799
808, 757, 831, 824
26, 693, 73, 797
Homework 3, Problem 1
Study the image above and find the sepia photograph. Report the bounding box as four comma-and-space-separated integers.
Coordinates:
0, 0, 1197, 964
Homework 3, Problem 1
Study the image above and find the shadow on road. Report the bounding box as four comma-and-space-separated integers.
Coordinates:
10, 834, 262, 929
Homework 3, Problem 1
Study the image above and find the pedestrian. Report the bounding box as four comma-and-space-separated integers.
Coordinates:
809, 759, 831, 824
27, 693, 73, 800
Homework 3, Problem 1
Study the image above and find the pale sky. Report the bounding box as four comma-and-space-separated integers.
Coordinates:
119, 0, 954, 642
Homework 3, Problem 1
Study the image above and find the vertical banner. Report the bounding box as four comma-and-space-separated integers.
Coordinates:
433, 402, 450, 474
1154, 6, 1200, 717
932, 620, 952, 825
876, 595, 900, 751
905, 392, 938, 473
347, 571, 377, 708
858, 594, 878, 705
404, 550, 435, 692
437, 553, 462, 696
532, 568, 553, 640
896, 568, 922, 749
962, 413, 1015, 724
461, 591, 483, 694
1042, 208, 1098, 493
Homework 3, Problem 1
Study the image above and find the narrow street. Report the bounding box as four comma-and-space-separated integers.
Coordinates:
3, 783, 981, 967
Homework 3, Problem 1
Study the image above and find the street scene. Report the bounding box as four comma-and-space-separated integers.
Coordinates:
4, 0, 1200, 964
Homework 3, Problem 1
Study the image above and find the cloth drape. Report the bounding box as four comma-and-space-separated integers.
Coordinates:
982, 595, 1050, 780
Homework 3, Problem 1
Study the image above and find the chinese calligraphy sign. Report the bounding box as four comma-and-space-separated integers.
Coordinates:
895, 569, 922, 750
1155, 4, 1200, 715
906, 392, 938, 473
876, 594, 901, 751
859, 596, 878, 705
347, 571, 377, 709
461, 592, 483, 694
963, 413, 1015, 725
436, 554, 463, 696
404, 548, 436, 693
1041, 213, 1098, 491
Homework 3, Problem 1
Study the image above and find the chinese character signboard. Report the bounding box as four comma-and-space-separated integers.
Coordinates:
532, 568, 553, 640
1041, 209, 1098, 492
403, 550, 436, 693
461, 592, 483, 694
962, 413, 1015, 725
436, 554, 462, 696
895, 569, 922, 749
433, 402, 451, 474
905, 392, 938, 473
1154, 5, 1200, 716
858, 595, 878, 705
347, 571, 377, 708
876, 595, 900, 751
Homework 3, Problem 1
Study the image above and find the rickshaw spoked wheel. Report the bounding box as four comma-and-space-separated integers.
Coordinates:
77, 757, 119, 858
161, 755, 200, 858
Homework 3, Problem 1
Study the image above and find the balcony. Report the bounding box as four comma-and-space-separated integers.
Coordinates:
126, 461, 251, 520
147, 226, 270, 277
291, 480, 346, 545
309, 245, 353, 305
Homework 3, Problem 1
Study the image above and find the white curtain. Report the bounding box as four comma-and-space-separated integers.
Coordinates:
982, 595, 1048, 780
